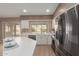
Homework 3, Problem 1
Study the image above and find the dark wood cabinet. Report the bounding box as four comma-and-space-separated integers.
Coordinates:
76, 5, 79, 55
76, 5, 79, 47
55, 5, 79, 56
56, 13, 66, 45
66, 7, 78, 55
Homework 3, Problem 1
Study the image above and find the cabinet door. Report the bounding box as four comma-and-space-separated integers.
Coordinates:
76, 5, 79, 47
36, 35, 48, 45
36, 35, 41, 45
76, 5, 79, 55
47, 35, 52, 45
67, 7, 78, 44
36, 35, 51, 45
67, 7, 78, 55
41, 35, 48, 45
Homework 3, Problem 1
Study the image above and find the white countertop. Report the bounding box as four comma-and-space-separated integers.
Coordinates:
3, 37, 37, 56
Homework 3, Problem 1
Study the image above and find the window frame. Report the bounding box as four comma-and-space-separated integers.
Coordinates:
31, 24, 48, 34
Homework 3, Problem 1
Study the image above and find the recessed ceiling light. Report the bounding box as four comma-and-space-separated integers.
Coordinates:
46, 9, 50, 12
23, 9, 27, 12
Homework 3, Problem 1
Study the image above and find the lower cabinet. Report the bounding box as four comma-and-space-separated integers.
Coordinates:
36, 35, 52, 45
40, 35, 48, 45
36, 35, 42, 44
47, 35, 52, 45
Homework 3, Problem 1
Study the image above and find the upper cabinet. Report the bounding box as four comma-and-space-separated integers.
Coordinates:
21, 20, 29, 29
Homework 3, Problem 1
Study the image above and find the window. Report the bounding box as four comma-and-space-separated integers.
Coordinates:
4, 24, 11, 38
31, 25, 37, 32
31, 24, 47, 34
4, 23, 21, 38
41, 25, 47, 33
5, 24, 10, 33
15, 25, 21, 36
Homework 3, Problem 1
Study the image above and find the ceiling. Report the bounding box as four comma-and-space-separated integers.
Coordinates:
0, 3, 59, 17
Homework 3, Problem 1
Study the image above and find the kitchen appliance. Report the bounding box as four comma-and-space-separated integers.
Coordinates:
28, 35, 36, 40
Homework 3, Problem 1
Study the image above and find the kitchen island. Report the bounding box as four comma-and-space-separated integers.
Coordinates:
3, 37, 37, 56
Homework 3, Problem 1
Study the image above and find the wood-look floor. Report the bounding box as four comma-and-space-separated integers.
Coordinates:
33, 45, 55, 56
0, 44, 3, 56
